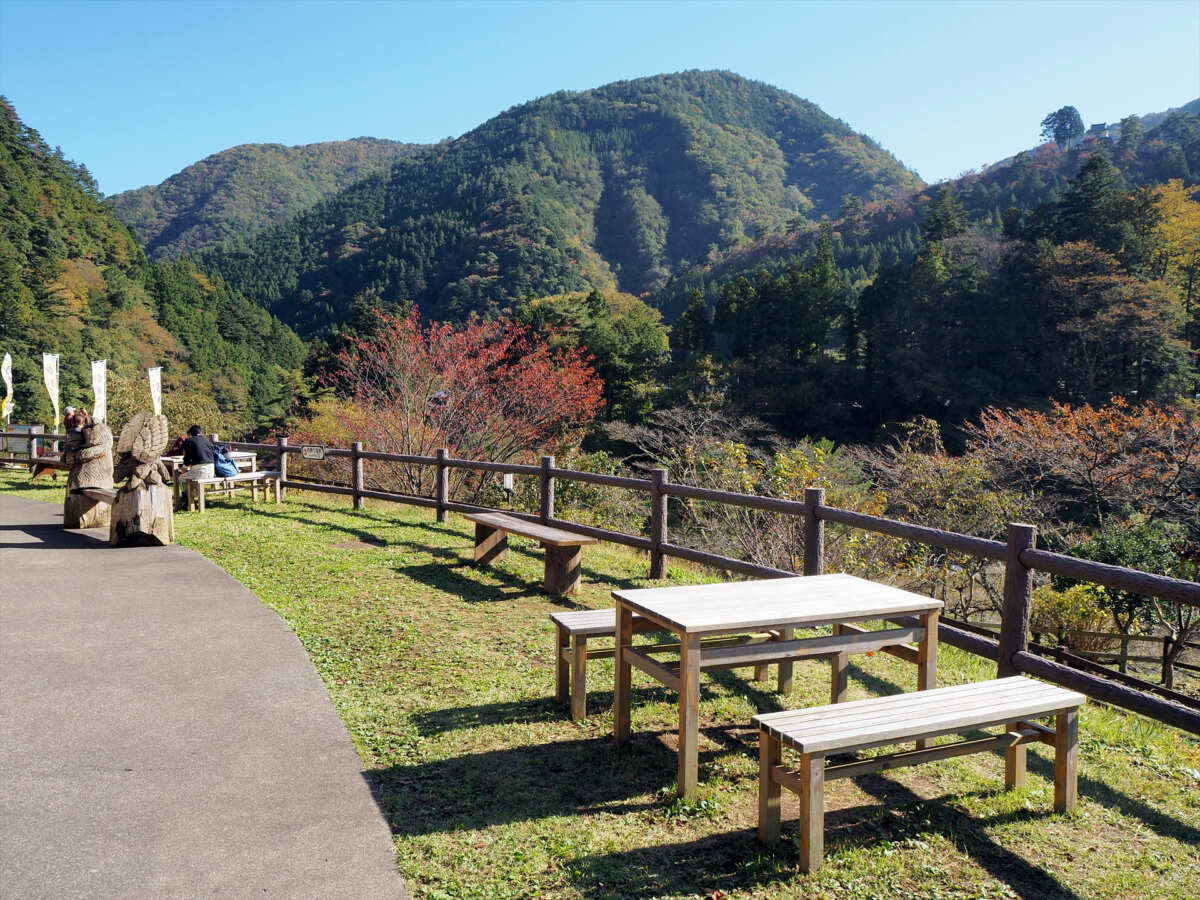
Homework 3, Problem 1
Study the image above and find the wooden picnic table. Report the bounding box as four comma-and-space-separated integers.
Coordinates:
612, 574, 943, 799
162, 451, 257, 508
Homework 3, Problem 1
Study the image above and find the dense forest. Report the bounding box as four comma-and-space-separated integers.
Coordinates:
0, 98, 305, 435
109, 137, 424, 261
197, 70, 922, 336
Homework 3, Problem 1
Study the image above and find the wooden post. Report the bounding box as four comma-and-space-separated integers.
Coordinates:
803, 487, 825, 576
998, 523, 1037, 678
277, 436, 288, 500
436, 447, 449, 523
351, 441, 364, 510
540, 454, 554, 524
650, 467, 668, 579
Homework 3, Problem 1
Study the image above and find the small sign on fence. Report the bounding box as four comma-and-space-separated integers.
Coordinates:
300, 445, 325, 461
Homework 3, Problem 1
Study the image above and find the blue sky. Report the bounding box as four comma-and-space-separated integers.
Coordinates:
1, 0, 1197, 195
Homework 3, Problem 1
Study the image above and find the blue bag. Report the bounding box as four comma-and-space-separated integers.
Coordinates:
213, 444, 238, 477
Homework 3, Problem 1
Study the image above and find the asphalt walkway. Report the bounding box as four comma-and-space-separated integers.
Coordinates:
0, 495, 408, 899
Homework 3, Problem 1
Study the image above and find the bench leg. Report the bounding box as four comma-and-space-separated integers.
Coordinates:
1054, 707, 1079, 812
252, 481, 259, 502
474, 524, 508, 565
799, 752, 826, 873
758, 729, 782, 843
830, 624, 849, 704
198, 482, 206, 513
1005, 720, 1027, 790
571, 634, 588, 719
544, 544, 582, 595
555, 623, 570, 705
273, 477, 281, 503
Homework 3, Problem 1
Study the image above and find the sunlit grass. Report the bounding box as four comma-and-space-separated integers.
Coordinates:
4, 469, 1198, 899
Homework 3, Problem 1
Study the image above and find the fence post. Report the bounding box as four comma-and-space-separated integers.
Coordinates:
650, 467, 668, 579
352, 441, 364, 510
540, 455, 555, 524
277, 436, 288, 500
997, 522, 1037, 677
803, 487, 825, 576
436, 447, 449, 523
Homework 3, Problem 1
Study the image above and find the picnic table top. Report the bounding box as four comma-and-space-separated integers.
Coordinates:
612, 573, 943, 635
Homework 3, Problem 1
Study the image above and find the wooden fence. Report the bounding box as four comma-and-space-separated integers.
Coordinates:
5, 431, 1199, 736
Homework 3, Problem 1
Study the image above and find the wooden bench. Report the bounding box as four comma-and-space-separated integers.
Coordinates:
186, 470, 281, 511
755, 676, 1086, 872
550, 608, 781, 719
462, 511, 597, 595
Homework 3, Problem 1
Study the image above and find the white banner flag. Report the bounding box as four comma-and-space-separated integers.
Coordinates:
42, 353, 60, 432
148, 366, 162, 416
91, 359, 108, 422
1, 353, 12, 422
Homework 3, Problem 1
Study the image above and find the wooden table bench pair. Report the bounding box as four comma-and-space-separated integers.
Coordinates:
463, 511, 596, 595
550, 608, 782, 719
755, 676, 1086, 871
185, 470, 281, 511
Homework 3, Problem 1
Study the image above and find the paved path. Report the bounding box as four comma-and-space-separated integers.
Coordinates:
0, 495, 408, 899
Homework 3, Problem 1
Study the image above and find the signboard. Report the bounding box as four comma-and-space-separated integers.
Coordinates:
1, 352, 12, 423
91, 359, 107, 422
148, 366, 162, 416
42, 353, 59, 432
300, 445, 326, 461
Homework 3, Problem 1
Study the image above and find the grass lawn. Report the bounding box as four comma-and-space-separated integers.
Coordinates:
4, 470, 1199, 899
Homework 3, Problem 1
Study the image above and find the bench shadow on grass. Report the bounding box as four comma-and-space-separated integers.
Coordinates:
564, 789, 1084, 900
368, 730, 721, 837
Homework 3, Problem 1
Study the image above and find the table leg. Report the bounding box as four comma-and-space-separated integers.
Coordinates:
1054, 707, 1079, 812
915, 610, 939, 750
777, 626, 794, 694
614, 603, 633, 745
678, 631, 701, 800
830, 624, 849, 704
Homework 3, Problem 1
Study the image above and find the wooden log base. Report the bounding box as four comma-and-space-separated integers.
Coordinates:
110, 483, 174, 546
474, 523, 509, 564
543, 544, 582, 595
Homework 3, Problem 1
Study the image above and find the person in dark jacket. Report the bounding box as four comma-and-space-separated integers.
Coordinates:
179, 425, 215, 482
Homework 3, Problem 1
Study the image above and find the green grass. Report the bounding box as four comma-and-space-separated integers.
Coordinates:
5, 469, 1199, 899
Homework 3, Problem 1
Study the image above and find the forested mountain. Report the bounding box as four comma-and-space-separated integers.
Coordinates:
109, 138, 424, 261
199, 70, 922, 337
650, 97, 1200, 319
0, 98, 305, 434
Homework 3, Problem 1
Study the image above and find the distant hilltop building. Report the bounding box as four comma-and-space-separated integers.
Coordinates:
1071, 122, 1113, 149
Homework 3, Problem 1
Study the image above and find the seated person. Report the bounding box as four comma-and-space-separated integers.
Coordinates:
179, 425, 215, 482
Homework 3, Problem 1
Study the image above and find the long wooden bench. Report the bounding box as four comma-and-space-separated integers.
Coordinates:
462, 511, 597, 595
754, 676, 1086, 872
550, 608, 780, 719
186, 470, 281, 511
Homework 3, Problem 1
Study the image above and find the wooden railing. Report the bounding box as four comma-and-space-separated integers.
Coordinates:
6, 431, 1199, 735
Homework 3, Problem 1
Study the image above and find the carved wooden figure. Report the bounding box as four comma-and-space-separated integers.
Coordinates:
62, 417, 114, 529
109, 412, 174, 546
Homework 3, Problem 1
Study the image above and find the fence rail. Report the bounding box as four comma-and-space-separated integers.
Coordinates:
6, 430, 1199, 735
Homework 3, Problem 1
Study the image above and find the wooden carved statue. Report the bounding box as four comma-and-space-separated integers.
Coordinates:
62, 416, 114, 529
109, 411, 174, 546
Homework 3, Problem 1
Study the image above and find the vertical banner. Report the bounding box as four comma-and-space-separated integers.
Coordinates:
91, 359, 108, 422
42, 352, 60, 433
148, 366, 162, 416
1, 353, 12, 424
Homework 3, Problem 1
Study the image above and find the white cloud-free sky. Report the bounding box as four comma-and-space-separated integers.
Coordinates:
1, 0, 1197, 195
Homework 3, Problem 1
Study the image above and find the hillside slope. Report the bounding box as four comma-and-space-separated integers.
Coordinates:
0, 98, 305, 432
199, 70, 923, 336
109, 137, 424, 261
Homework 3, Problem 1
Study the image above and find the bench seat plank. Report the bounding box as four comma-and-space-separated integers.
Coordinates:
755, 677, 1085, 754
462, 511, 598, 547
